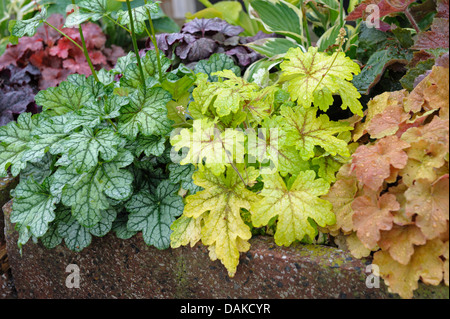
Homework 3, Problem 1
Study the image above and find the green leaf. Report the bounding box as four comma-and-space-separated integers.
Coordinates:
113, 52, 137, 75
56, 209, 92, 252
194, 53, 241, 82
117, 2, 159, 34
118, 86, 173, 139
353, 43, 413, 95
34, 80, 95, 115
0, 113, 35, 177
11, 178, 59, 239
246, 37, 302, 58
65, 0, 109, 27
65, 95, 128, 131
53, 128, 122, 172
280, 46, 363, 115
251, 171, 334, 246
128, 135, 166, 157
60, 155, 133, 227
121, 50, 171, 90
280, 105, 352, 160
248, 0, 304, 43
168, 163, 202, 194
126, 180, 184, 249
8, 7, 47, 40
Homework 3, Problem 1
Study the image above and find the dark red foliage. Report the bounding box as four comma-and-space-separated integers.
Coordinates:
0, 14, 126, 90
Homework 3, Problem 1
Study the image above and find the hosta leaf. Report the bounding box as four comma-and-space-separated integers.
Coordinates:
248, 0, 304, 43
246, 37, 302, 58
34, 80, 95, 115
53, 128, 122, 173
126, 180, 184, 249
251, 171, 334, 246
194, 53, 241, 82
180, 164, 260, 276
118, 86, 173, 139
374, 238, 445, 299
171, 119, 245, 176
280, 105, 352, 160
352, 191, 398, 250
11, 178, 59, 239
117, 2, 159, 34
280, 47, 363, 115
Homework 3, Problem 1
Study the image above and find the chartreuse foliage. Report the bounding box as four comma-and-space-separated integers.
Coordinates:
170, 45, 363, 276
324, 65, 449, 299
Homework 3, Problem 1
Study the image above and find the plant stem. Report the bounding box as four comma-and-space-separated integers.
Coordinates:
43, 21, 83, 51
126, 0, 146, 90
144, 0, 163, 81
70, 0, 98, 81
404, 8, 421, 34
339, 0, 344, 27
104, 14, 131, 34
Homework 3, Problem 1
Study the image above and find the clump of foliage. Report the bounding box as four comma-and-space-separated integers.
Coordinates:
324, 64, 449, 299
0, 63, 41, 126
0, 13, 125, 90
169, 38, 364, 276
147, 17, 273, 69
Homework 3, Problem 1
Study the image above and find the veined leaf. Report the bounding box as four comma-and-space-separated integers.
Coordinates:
121, 50, 171, 90
52, 128, 122, 173
246, 37, 303, 58
126, 180, 184, 249
178, 164, 260, 276
171, 119, 245, 176
8, 7, 47, 42
194, 53, 241, 82
117, 2, 159, 34
34, 80, 95, 115
280, 46, 363, 115
11, 178, 59, 242
251, 171, 334, 246
280, 105, 353, 160
0, 113, 35, 177
118, 86, 173, 139
64, 0, 110, 27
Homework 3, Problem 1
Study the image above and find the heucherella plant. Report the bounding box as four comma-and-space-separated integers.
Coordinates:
0, 0, 194, 251
169, 28, 363, 277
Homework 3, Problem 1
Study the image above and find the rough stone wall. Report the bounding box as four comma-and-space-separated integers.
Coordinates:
2, 200, 449, 299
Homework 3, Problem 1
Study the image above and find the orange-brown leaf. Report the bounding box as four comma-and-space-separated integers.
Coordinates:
378, 224, 427, 265
352, 191, 398, 249
405, 175, 449, 239
351, 135, 410, 191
